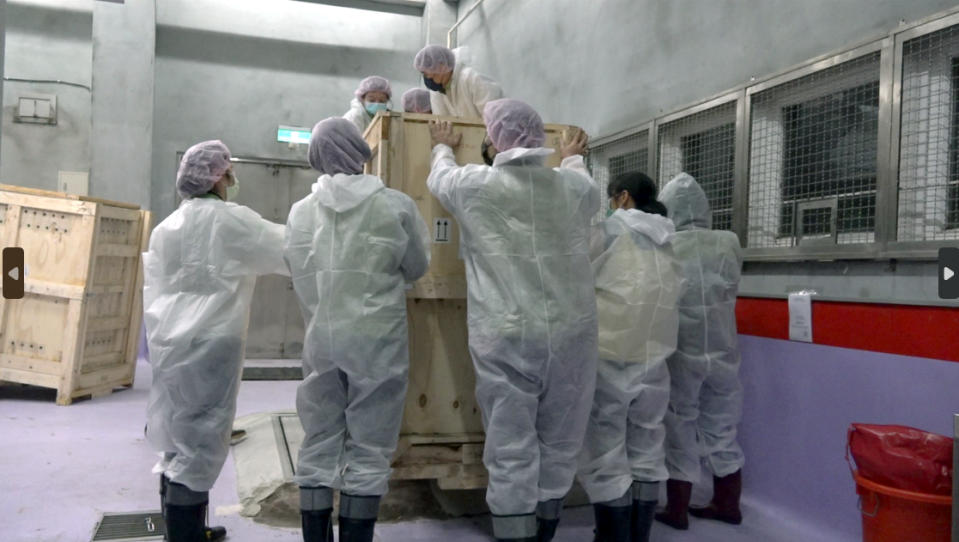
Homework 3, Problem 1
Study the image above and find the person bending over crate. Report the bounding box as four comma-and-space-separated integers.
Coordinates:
426, 99, 597, 542
143, 140, 290, 542
285, 118, 431, 542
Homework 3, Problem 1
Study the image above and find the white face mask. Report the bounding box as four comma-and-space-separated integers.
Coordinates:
226, 173, 240, 201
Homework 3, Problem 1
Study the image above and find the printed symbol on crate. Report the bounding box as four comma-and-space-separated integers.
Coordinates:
433, 218, 451, 244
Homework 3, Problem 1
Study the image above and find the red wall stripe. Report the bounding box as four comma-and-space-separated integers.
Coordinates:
736, 297, 959, 363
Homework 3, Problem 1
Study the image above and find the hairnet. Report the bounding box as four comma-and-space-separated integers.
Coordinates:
176, 140, 232, 198
308, 117, 373, 176
402, 88, 432, 113
414, 45, 456, 74
659, 173, 713, 231
483, 99, 546, 152
355, 76, 392, 99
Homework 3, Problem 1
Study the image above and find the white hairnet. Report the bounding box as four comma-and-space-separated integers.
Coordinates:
414, 45, 456, 74
308, 118, 373, 176
402, 88, 432, 113
659, 173, 712, 231
176, 140, 231, 199
483, 99, 546, 152
355, 76, 392, 99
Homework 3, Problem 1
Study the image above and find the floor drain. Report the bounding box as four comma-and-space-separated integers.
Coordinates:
91, 511, 165, 541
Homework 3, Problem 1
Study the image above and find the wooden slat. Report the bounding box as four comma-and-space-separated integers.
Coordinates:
0, 191, 96, 216
120, 211, 152, 386
0, 184, 141, 210
84, 317, 129, 333
405, 434, 486, 445
96, 243, 140, 258
96, 206, 142, 221
436, 474, 488, 490
22, 279, 85, 300
78, 364, 132, 390
59, 297, 88, 400
407, 274, 468, 299
391, 463, 487, 481
89, 285, 126, 295
0, 354, 62, 375
82, 352, 124, 368
0, 367, 60, 389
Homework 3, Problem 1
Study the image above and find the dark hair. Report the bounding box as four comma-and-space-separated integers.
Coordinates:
607, 172, 668, 217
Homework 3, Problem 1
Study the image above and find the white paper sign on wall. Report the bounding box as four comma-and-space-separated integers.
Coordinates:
433, 218, 451, 244
788, 292, 814, 343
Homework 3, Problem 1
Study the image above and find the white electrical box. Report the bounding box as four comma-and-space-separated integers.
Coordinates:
15, 93, 57, 125
58, 171, 90, 196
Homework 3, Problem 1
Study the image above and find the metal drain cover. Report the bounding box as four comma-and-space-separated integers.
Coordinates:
91, 511, 165, 541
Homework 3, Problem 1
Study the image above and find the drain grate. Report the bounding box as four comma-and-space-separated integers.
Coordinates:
91, 511, 165, 541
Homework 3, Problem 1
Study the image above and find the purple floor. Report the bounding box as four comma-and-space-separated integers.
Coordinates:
2, 355, 853, 542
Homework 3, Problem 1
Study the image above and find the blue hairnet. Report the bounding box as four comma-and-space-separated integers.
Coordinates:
308, 118, 373, 176
483, 99, 546, 152
176, 140, 232, 199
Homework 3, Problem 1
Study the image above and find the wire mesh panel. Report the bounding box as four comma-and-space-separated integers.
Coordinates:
656, 102, 737, 231
897, 22, 959, 242
587, 129, 650, 221
747, 52, 881, 248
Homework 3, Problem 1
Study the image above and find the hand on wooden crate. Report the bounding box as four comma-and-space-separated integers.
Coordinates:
561, 127, 589, 159
429, 120, 462, 149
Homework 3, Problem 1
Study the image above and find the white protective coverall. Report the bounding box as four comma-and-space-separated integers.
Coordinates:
145, 196, 288, 492
286, 173, 431, 496
577, 209, 685, 504
343, 98, 373, 136
429, 48, 505, 118
659, 173, 745, 484
427, 144, 600, 524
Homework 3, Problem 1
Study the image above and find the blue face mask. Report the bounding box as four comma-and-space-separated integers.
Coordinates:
423, 75, 445, 92
365, 102, 388, 116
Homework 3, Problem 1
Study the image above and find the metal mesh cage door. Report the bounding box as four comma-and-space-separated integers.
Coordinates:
747, 52, 882, 249
587, 129, 650, 222
656, 102, 738, 231
897, 22, 959, 243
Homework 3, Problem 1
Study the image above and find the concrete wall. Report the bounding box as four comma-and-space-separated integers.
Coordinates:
0, 0, 92, 190
454, 0, 958, 306
151, 0, 425, 221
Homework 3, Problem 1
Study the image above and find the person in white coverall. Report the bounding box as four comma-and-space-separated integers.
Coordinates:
655, 173, 746, 531
577, 172, 685, 542
286, 117, 431, 542
427, 99, 597, 542
343, 76, 392, 135
144, 140, 289, 542
414, 44, 505, 118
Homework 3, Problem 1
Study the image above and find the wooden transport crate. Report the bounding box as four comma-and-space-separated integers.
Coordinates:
0, 184, 152, 405
364, 113, 580, 489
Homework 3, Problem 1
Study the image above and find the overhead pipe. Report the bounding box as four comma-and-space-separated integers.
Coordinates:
447, 0, 485, 49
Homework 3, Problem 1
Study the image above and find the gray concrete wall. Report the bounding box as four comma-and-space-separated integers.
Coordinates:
454, 0, 954, 136
90, 0, 155, 208
0, 0, 92, 190
151, 0, 425, 221
455, 0, 958, 306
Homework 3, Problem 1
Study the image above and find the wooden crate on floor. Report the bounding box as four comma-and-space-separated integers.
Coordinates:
0, 184, 152, 405
364, 113, 580, 489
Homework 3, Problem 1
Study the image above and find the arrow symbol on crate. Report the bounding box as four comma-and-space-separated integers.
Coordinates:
8, 268, 18, 281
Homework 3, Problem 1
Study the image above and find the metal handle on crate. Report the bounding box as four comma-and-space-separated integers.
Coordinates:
857, 494, 879, 518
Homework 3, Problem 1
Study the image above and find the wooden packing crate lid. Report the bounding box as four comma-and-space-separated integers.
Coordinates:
0, 184, 141, 210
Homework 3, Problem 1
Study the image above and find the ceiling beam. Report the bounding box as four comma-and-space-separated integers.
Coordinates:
290, 0, 426, 17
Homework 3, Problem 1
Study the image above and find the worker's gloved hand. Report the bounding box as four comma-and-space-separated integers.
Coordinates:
430, 120, 462, 149
561, 128, 589, 159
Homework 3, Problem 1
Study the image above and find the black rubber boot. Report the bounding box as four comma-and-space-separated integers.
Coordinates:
205, 524, 227, 542
338, 517, 376, 542
630, 500, 656, 542
164, 503, 207, 542
535, 498, 564, 542
592, 502, 631, 542
301, 509, 333, 542
536, 517, 560, 542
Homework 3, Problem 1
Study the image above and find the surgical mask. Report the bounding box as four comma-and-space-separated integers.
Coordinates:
423, 75, 445, 92
226, 175, 240, 201
365, 102, 388, 116
481, 137, 495, 167
606, 208, 615, 218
